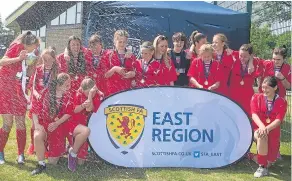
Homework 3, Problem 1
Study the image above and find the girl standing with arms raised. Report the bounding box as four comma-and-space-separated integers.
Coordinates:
0, 31, 39, 164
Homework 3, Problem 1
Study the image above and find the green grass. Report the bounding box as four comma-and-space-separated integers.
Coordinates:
0, 110, 291, 181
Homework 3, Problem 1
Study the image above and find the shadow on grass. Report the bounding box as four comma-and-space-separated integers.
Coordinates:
145, 156, 291, 181
39, 156, 147, 181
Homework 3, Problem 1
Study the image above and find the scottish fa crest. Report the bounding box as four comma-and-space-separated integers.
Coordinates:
105, 104, 147, 154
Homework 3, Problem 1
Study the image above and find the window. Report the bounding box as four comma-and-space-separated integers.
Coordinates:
66, 5, 76, 24
60, 11, 66, 25
77, 2, 82, 24
40, 25, 46, 37
50, 2, 82, 26
51, 16, 59, 25
36, 30, 39, 37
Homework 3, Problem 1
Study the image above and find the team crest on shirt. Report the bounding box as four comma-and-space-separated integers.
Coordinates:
105, 104, 147, 154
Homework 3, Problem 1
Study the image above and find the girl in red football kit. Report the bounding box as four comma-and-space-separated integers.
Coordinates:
136, 41, 161, 87
27, 47, 59, 155
63, 34, 106, 95
186, 31, 207, 60
250, 76, 287, 178
188, 44, 221, 91
153, 35, 177, 85
31, 73, 72, 175
67, 77, 101, 172
57, 36, 92, 95
212, 34, 255, 97
229, 44, 261, 116
211, 34, 235, 97
99, 30, 138, 96
0, 31, 40, 164
258, 46, 291, 98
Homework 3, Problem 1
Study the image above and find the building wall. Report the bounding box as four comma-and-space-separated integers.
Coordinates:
46, 25, 82, 55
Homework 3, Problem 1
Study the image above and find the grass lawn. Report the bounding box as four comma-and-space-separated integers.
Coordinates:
0, 95, 291, 181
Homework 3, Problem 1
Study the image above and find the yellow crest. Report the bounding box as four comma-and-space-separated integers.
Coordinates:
105, 105, 147, 150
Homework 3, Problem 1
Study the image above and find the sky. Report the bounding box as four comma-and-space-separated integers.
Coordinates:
0, 0, 26, 24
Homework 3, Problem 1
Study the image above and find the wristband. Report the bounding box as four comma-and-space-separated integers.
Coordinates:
280, 77, 286, 81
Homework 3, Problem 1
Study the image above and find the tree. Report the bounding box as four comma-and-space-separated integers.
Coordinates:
0, 14, 14, 58
253, 1, 291, 26
250, 23, 276, 59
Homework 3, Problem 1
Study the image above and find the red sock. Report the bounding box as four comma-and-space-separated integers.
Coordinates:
16, 129, 26, 155
30, 127, 34, 146
257, 154, 268, 167
0, 128, 9, 152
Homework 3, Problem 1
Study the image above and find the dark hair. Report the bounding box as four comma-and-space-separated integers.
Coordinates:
141, 41, 155, 51
89, 33, 102, 48
66, 36, 86, 75
263, 76, 279, 93
12, 31, 40, 46
273, 46, 288, 59
240, 44, 253, 55
172, 32, 187, 49
49, 73, 70, 117
190, 31, 206, 45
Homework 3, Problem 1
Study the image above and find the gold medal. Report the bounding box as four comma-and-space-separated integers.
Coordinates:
140, 79, 145, 84
240, 80, 244, 85
93, 73, 97, 78
266, 118, 271, 123
204, 80, 208, 85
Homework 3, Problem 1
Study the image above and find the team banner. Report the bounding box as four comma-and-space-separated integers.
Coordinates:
88, 87, 253, 168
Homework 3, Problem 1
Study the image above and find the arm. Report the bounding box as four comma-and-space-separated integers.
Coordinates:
74, 103, 86, 113
105, 66, 118, 78
189, 77, 203, 88
0, 56, 23, 66
266, 119, 281, 133
123, 71, 136, 79
56, 114, 71, 125
252, 113, 266, 129
280, 78, 291, 89
208, 81, 220, 90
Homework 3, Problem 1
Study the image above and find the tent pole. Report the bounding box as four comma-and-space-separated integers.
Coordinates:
246, 1, 252, 43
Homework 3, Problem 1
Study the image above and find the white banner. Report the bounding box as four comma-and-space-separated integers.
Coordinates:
88, 87, 253, 168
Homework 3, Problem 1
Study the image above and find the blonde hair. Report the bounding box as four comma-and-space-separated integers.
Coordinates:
153, 35, 170, 67
114, 30, 129, 42
199, 44, 213, 55
214, 33, 228, 49
80, 77, 95, 91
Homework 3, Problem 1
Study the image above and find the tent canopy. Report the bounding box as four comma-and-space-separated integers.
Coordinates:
84, 1, 250, 54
